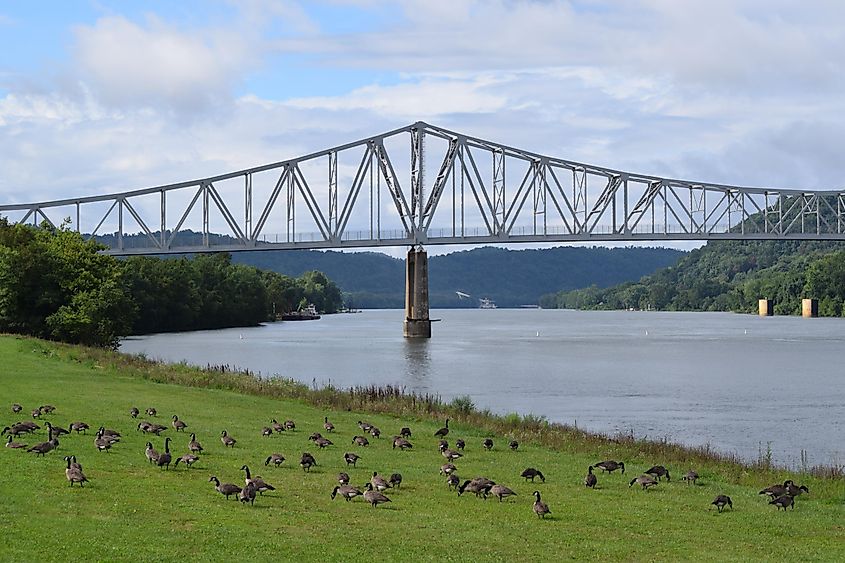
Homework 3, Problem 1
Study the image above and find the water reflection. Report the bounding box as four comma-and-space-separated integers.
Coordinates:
403, 339, 431, 390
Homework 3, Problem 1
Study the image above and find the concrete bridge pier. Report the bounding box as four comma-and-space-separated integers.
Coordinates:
404, 246, 431, 338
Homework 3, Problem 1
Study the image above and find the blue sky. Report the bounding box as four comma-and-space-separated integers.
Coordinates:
1, 1, 844, 254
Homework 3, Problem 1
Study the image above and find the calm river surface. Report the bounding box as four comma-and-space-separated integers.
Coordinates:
120, 309, 844, 468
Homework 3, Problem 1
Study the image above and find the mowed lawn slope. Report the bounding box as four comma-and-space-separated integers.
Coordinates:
0, 336, 842, 562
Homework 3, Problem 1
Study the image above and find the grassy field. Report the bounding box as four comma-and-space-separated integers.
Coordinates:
0, 335, 843, 562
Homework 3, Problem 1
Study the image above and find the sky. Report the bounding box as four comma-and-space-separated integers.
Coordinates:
1, 0, 843, 255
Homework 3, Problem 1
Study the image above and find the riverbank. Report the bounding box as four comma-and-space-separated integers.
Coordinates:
1, 335, 843, 560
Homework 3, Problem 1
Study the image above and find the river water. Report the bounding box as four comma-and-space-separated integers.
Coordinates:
120, 309, 844, 468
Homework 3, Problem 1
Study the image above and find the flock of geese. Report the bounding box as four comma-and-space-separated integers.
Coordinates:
4, 406, 811, 519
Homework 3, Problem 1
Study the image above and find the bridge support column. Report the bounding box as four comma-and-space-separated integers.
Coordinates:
404, 246, 431, 338
758, 299, 773, 317
802, 298, 818, 318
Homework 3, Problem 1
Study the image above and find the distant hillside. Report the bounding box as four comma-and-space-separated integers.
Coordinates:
234, 246, 685, 308
540, 240, 845, 315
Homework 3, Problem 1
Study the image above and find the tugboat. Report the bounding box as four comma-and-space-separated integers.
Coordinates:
281, 303, 321, 321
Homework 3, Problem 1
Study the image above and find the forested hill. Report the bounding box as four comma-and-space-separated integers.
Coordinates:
540, 240, 845, 316
233, 246, 685, 308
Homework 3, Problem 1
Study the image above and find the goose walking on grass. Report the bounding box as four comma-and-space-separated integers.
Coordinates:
487, 484, 517, 502
12, 403, 22, 413
770, 495, 794, 511
271, 419, 285, 433
337, 472, 350, 485
174, 453, 199, 468
209, 476, 241, 500
482, 438, 494, 451
315, 437, 333, 449
629, 475, 658, 490
446, 474, 460, 490
532, 491, 550, 519
400, 427, 412, 439
64, 455, 88, 487
324, 417, 335, 432
344, 452, 361, 467
370, 472, 391, 492
28, 430, 57, 456
389, 473, 403, 488
239, 481, 257, 506
458, 478, 495, 498
220, 430, 236, 448
434, 419, 450, 438
392, 437, 413, 451
711, 495, 732, 512
265, 453, 285, 467
156, 437, 172, 470
129, 407, 139, 418
439, 444, 462, 461
645, 465, 671, 482
759, 480, 792, 499
145, 442, 159, 464
171, 415, 187, 432
241, 465, 275, 495
521, 468, 545, 483
284, 420, 296, 431
188, 433, 203, 454
69, 422, 90, 434
455, 439, 465, 451
682, 470, 699, 485
146, 408, 157, 417
509, 440, 519, 451
584, 466, 597, 488
594, 460, 625, 474
261, 427, 273, 437
331, 485, 363, 501
352, 435, 369, 447
786, 482, 809, 497
440, 463, 457, 476
363, 483, 391, 508
300, 452, 317, 472
369, 426, 381, 439
45, 421, 69, 437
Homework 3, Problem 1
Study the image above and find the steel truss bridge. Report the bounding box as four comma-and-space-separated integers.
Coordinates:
2, 121, 845, 255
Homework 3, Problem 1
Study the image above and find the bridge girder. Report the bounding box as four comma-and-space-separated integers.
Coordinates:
2, 122, 844, 255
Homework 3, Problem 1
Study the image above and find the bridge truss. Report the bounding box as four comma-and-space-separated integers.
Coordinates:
2, 122, 845, 255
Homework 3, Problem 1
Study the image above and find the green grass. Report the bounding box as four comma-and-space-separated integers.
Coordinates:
0, 335, 843, 562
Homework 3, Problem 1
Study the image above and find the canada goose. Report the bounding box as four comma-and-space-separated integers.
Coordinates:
390, 473, 403, 488
458, 478, 495, 497
39, 405, 56, 414
446, 473, 460, 490
324, 417, 335, 432
209, 476, 241, 500
220, 430, 236, 448
629, 475, 658, 490
352, 435, 369, 447
331, 485, 363, 501
533, 491, 551, 518
584, 466, 597, 488
357, 420, 372, 432
171, 415, 187, 432
11, 403, 22, 413
521, 468, 545, 483
455, 439, 466, 450
28, 433, 57, 456
786, 482, 809, 497
344, 452, 361, 467
6, 435, 27, 449
393, 437, 413, 450
509, 440, 519, 451
138, 421, 166, 435
440, 444, 462, 461
68, 455, 83, 471
309, 432, 323, 441
482, 438, 494, 451
284, 419, 296, 431
645, 465, 671, 482
69, 421, 89, 434
145, 442, 159, 464
269, 419, 284, 433
711, 495, 733, 512
487, 484, 517, 502
434, 419, 450, 438
146, 407, 157, 417
337, 472, 350, 485
130, 407, 139, 418
64, 455, 88, 487
440, 463, 457, 476
370, 472, 391, 492
241, 465, 276, 495
94, 429, 117, 453
188, 433, 203, 453
300, 452, 317, 472
770, 495, 794, 511
101, 427, 121, 439
156, 437, 172, 469
363, 483, 392, 507
315, 437, 333, 449
265, 453, 285, 467
45, 422, 69, 437
239, 481, 257, 506
261, 427, 273, 437
438, 439, 449, 450
594, 460, 625, 474
759, 480, 792, 498
682, 470, 699, 485
400, 427, 412, 439
174, 453, 199, 468
15, 421, 40, 433
369, 427, 381, 439
31, 409, 41, 419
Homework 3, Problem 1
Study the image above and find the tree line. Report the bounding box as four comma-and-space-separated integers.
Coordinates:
540, 240, 845, 316
0, 220, 343, 348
